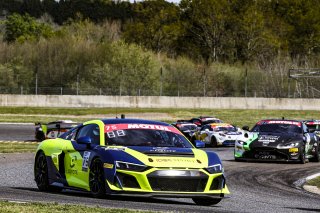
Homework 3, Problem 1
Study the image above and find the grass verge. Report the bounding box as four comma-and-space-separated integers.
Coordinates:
0, 106, 320, 128
307, 176, 320, 189
0, 143, 38, 153
0, 200, 152, 213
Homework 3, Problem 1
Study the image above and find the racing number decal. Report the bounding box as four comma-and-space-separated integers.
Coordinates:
82, 151, 91, 172
106, 130, 126, 138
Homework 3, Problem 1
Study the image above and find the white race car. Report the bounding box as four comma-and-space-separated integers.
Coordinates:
195, 123, 245, 147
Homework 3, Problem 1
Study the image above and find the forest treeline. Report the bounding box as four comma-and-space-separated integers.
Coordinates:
0, 0, 320, 97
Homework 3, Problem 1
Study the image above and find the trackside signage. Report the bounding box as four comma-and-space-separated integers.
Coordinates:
104, 124, 181, 134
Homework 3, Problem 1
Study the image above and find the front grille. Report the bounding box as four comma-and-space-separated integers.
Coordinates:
148, 177, 207, 192
210, 175, 225, 190
244, 148, 288, 160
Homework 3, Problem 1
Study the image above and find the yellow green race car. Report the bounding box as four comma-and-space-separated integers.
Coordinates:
34, 118, 229, 206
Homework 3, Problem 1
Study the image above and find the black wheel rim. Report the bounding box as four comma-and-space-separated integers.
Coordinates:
35, 155, 47, 187
89, 160, 104, 194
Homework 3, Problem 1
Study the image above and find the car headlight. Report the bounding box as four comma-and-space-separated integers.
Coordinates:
115, 161, 148, 172
277, 142, 300, 149
219, 133, 226, 136
206, 164, 223, 174
236, 140, 246, 145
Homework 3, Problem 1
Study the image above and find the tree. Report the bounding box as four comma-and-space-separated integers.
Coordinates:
4, 13, 54, 43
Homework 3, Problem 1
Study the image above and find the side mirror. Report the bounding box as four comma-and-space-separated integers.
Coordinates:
77, 136, 92, 145
195, 140, 205, 148
242, 126, 250, 131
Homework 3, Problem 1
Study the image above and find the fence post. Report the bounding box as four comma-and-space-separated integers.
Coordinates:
61, 87, 63, 95
20, 86, 23, 95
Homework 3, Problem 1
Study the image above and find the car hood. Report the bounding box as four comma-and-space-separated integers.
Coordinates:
250, 132, 302, 148
102, 146, 218, 168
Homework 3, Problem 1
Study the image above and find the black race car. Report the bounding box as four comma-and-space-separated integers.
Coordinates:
234, 119, 320, 163
172, 121, 199, 140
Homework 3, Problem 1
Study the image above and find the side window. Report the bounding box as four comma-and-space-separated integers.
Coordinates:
76, 124, 100, 145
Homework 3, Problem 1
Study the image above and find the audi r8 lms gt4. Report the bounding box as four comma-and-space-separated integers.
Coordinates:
234, 119, 320, 163
34, 119, 229, 206
194, 123, 244, 147
35, 120, 80, 141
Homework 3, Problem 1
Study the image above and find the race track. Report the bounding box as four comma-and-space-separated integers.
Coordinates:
0, 124, 319, 212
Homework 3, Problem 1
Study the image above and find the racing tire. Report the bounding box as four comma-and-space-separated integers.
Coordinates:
210, 137, 218, 147
35, 131, 45, 142
34, 151, 61, 192
192, 198, 222, 206
311, 143, 320, 162
89, 158, 106, 198
299, 147, 307, 164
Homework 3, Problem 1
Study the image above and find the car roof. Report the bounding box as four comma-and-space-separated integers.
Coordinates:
208, 123, 232, 127
102, 118, 170, 126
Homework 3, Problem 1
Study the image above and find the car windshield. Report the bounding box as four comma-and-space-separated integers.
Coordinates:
252, 124, 301, 134
105, 125, 193, 148
203, 120, 222, 125
214, 126, 237, 132
179, 125, 197, 131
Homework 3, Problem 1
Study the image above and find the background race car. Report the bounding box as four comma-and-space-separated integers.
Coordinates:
35, 120, 80, 141
190, 116, 223, 127
235, 119, 320, 163
172, 121, 198, 141
304, 120, 320, 136
34, 119, 229, 206
194, 123, 244, 147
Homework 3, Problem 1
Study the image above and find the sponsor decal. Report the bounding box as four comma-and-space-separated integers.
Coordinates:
82, 151, 91, 172
258, 135, 280, 143
103, 163, 114, 169
151, 147, 177, 153
70, 156, 77, 168
66, 169, 78, 175
104, 147, 126, 151
104, 124, 181, 134
154, 158, 198, 163
265, 120, 301, 127
289, 148, 299, 153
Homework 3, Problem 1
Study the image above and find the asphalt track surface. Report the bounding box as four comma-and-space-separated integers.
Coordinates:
0, 124, 320, 212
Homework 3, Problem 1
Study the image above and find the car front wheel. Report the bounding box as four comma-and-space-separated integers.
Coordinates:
89, 158, 106, 198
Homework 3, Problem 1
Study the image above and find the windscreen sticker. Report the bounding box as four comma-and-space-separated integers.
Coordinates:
104, 124, 181, 134
260, 120, 301, 127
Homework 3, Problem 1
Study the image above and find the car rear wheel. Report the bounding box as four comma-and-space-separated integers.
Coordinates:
34, 151, 61, 192
210, 137, 218, 147
89, 158, 106, 198
34, 152, 50, 191
192, 198, 222, 206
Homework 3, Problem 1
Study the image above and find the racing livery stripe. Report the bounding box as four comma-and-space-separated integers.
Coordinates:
104, 123, 181, 134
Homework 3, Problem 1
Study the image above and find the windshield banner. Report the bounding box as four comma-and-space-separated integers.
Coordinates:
104, 124, 181, 134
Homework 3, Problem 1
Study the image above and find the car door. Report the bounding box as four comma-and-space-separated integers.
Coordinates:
64, 123, 100, 190
199, 125, 211, 142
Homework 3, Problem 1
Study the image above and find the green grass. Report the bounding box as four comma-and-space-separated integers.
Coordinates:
307, 176, 320, 188
0, 143, 38, 153
0, 106, 319, 128
0, 201, 153, 213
